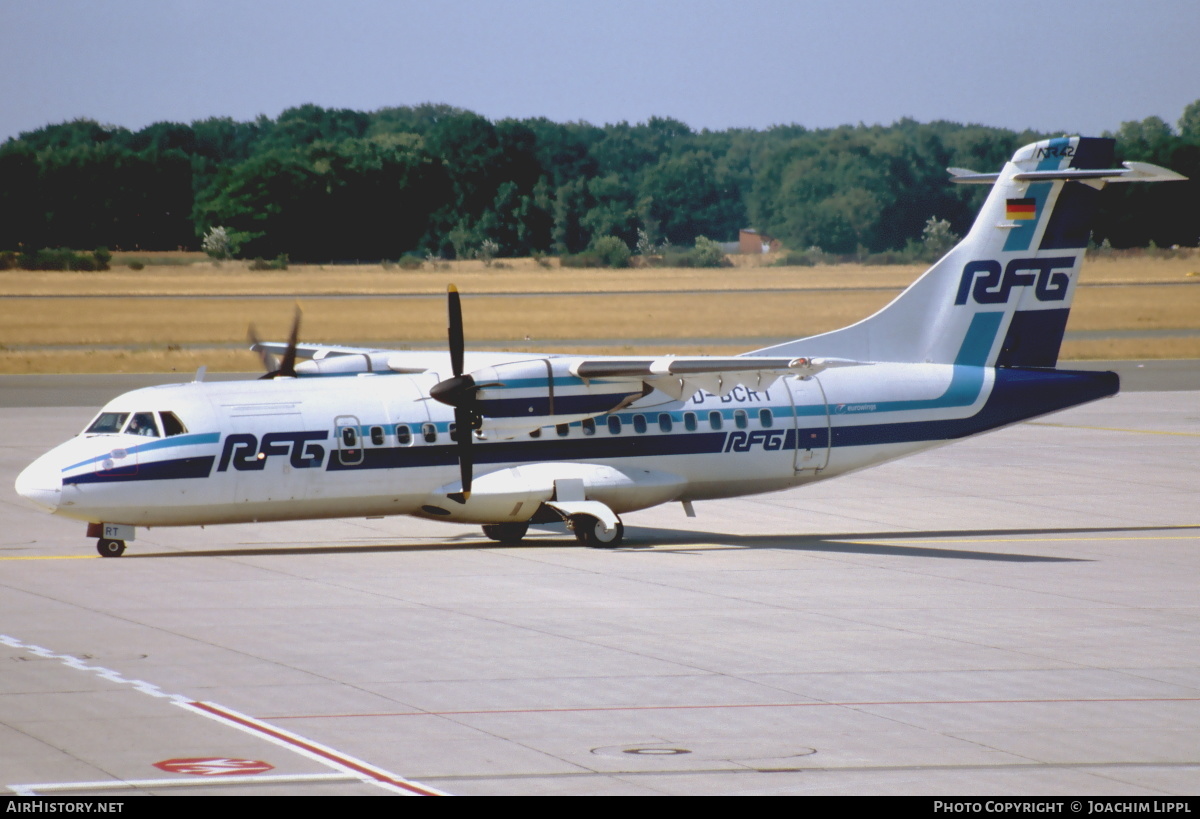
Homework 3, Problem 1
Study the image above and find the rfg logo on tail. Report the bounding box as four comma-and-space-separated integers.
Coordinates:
955, 257, 1075, 305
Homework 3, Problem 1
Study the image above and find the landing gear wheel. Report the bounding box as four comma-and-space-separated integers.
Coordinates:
482, 522, 529, 544
571, 515, 624, 548
96, 539, 126, 557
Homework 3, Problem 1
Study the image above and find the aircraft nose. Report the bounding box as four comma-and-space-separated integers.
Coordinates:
15, 457, 62, 513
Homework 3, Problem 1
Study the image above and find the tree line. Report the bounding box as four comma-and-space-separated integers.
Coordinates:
1, 101, 1196, 262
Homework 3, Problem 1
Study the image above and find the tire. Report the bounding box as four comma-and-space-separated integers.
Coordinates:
481, 522, 529, 544
97, 539, 126, 557
572, 515, 624, 548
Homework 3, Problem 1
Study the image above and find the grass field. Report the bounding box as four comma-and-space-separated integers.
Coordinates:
2, 255, 1197, 373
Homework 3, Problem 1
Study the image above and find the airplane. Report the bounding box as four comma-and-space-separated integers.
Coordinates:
14, 136, 1186, 557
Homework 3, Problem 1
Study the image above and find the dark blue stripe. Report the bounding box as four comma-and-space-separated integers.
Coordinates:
831, 367, 1118, 447
477, 391, 640, 418
1068, 137, 1115, 171
1038, 181, 1100, 251
64, 456, 215, 485
995, 309, 1071, 368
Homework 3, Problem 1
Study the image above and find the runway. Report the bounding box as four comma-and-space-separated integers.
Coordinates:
1, 372, 1198, 795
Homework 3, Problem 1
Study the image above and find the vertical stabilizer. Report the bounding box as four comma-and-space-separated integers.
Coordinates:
750, 137, 1184, 368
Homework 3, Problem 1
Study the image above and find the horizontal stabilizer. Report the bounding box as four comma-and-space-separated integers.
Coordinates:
950, 161, 1186, 187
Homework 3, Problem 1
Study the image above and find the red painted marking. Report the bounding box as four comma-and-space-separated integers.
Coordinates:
188, 701, 441, 796
261, 695, 1200, 721
154, 757, 273, 776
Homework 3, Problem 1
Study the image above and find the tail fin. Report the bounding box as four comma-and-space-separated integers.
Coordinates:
751, 137, 1185, 368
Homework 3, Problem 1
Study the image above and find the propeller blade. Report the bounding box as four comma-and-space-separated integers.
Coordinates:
246, 325, 278, 374
278, 305, 302, 378
448, 284, 464, 378
449, 406, 474, 504
444, 285, 474, 504
248, 306, 302, 379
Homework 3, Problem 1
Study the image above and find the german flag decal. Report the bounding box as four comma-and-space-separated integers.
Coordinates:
1006, 198, 1037, 220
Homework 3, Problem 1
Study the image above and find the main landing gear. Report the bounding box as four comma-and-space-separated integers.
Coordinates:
479, 513, 625, 548
96, 539, 126, 557
570, 515, 625, 548
481, 522, 529, 545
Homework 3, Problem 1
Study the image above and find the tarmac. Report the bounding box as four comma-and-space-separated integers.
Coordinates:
0, 365, 1197, 795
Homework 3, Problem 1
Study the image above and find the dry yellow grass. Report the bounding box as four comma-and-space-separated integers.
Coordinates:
0, 260, 925, 297
2, 255, 1196, 373
1, 252, 1194, 297
1059, 338, 1200, 360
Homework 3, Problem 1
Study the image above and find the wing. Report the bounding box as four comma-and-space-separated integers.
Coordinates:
250, 342, 443, 375
570, 355, 866, 400
434, 354, 869, 435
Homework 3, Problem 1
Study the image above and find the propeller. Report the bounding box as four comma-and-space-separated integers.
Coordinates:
248, 305, 302, 379
430, 285, 478, 503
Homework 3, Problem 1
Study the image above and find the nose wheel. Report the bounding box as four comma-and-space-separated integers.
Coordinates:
96, 538, 126, 557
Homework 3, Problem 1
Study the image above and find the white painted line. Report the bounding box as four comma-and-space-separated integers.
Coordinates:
9, 773, 354, 795
1, 633, 447, 796
181, 701, 447, 796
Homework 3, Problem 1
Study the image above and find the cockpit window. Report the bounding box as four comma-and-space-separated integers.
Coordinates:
160, 412, 187, 436
125, 412, 160, 438
85, 412, 129, 434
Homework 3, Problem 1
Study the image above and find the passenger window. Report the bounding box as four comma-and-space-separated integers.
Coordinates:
684, 412, 697, 432
659, 413, 673, 432
370, 426, 385, 446
422, 423, 437, 443
396, 425, 412, 445
735, 410, 748, 429
556, 423, 570, 437
633, 414, 647, 434
126, 412, 160, 437
337, 424, 363, 466
708, 411, 723, 430
582, 418, 596, 436
759, 408, 773, 428
160, 412, 187, 436
86, 412, 129, 434
529, 428, 541, 438
608, 416, 622, 435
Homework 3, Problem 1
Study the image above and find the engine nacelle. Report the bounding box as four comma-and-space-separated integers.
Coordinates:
453, 358, 649, 433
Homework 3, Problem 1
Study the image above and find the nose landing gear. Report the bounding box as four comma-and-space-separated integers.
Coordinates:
97, 538, 126, 557
87, 523, 134, 557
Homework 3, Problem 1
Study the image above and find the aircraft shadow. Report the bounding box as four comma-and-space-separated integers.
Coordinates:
125, 523, 1192, 562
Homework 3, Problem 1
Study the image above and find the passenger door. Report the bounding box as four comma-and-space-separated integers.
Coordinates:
787, 375, 830, 473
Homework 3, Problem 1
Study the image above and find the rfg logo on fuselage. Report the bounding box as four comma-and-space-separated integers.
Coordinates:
723, 429, 787, 452
955, 257, 1075, 305
217, 431, 328, 472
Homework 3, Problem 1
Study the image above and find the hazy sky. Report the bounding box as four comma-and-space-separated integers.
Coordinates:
2, 0, 1197, 142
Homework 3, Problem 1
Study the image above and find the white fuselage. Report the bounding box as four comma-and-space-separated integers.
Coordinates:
18, 360, 998, 530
